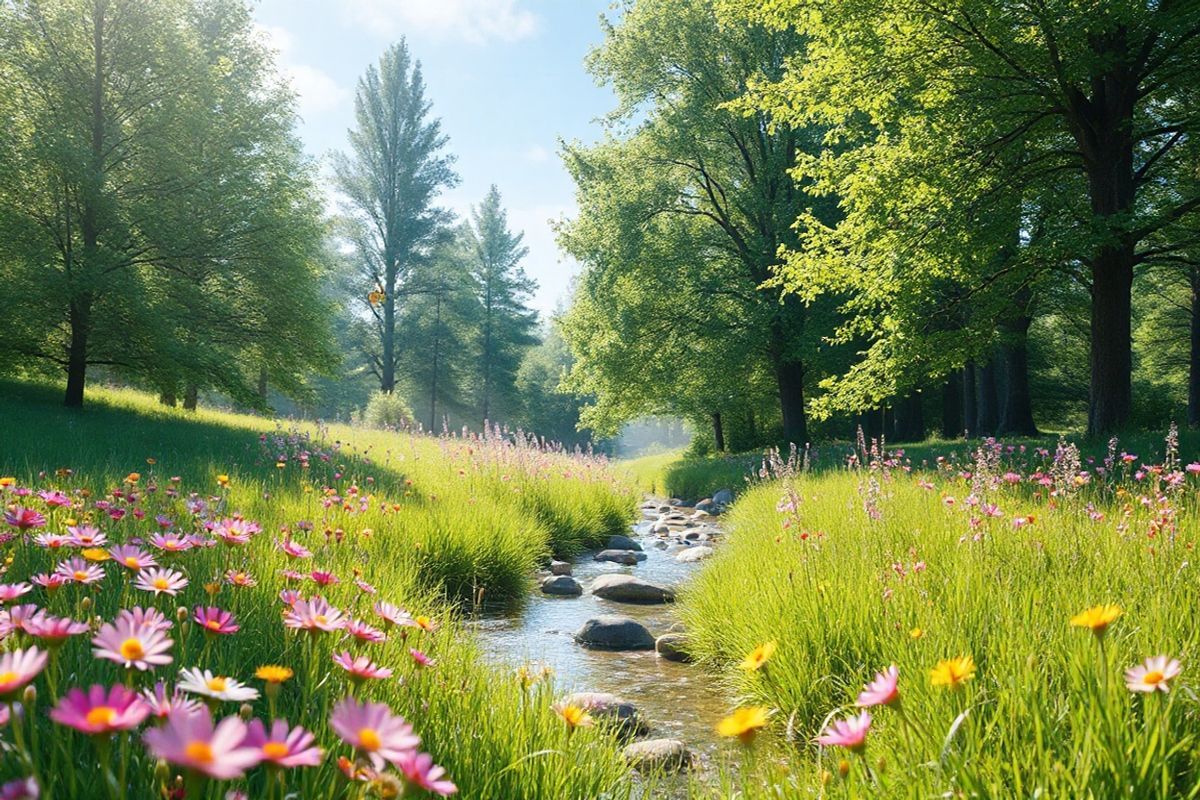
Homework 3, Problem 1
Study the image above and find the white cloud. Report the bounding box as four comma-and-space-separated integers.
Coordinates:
256, 23, 350, 121
340, 0, 541, 44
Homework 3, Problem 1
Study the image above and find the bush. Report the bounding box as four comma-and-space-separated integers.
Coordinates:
360, 390, 413, 430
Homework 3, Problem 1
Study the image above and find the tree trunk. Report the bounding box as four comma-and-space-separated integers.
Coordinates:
941, 373, 962, 439
962, 363, 978, 437
183, 384, 198, 411
1087, 245, 1135, 435
381, 290, 396, 393
429, 294, 441, 432
997, 312, 1038, 436
768, 320, 807, 446
712, 412, 726, 452
893, 394, 924, 442
1190, 267, 1200, 429
159, 391, 176, 407
976, 360, 999, 435
64, 296, 91, 408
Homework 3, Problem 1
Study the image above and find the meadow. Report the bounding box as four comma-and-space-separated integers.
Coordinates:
0, 383, 639, 799
678, 432, 1200, 797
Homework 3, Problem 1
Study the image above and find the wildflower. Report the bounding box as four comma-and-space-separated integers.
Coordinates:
857, 665, 900, 708
245, 719, 323, 768
930, 656, 976, 690
30, 573, 67, 592
194, 606, 239, 636
224, 570, 256, 588
1069, 604, 1122, 637
409, 648, 434, 668
817, 711, 871, 752
0, 777, 38, 800
142, 682, 202, 719
66, 525, 105, 547
81, 547, 109, 562
739, 640, 777, 672
0, 583, 32, 604
4, 508, 45, 531
117, 606, 172, 632
1125, 655, 1182, 694
909, 628, 924, 639
332, 651, 394, 682
255, 665, 294, 685
345, 619, 386, 644
716, 706, 770, 743
277, 539, 312, 559
329, 697, 420, 770
92, 618, 174, 671
32, 533, 69, 549
0, 647, 48, 699
148, 534, 193, 553
414, 616, 438, 633
50, 684, 150, 734
108, 545, 156, 571
54, 557, 104, 585
143, 707, 262, 779
374, 601, 414, 628
177, 668, 260, 703
0, 605, 40, 637
395, 751, 458, 796
212, 519, 259, 546
134, 568, 188, 597
25, 614, 89, 645
552, 702, 593, 729
216, 475, 230, 487
284, 597, 346, 632
310, 570, 338, 587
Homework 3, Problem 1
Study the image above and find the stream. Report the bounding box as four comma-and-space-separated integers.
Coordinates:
472, 497, 731, 778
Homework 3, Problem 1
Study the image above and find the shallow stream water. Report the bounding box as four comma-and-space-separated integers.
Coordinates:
471, 499, 732, 775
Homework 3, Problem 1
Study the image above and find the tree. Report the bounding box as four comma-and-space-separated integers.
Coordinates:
335, 39, 458, 395
513, 324, 597, 447
560, 0, 840, 446
0, 0, 331, 407
731, 0, 1200, 435
465, 186, 536, 424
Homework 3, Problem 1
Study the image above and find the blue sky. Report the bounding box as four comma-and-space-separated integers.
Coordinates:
251, 0, 618, 316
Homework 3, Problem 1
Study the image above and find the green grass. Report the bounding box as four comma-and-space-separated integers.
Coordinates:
621, 450, 759, 502
0, 382, 639, 798
681, 437, 1200, 797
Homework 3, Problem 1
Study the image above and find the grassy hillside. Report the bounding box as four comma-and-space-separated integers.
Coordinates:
0, 383, 639, 798
682, 434, 1200, 798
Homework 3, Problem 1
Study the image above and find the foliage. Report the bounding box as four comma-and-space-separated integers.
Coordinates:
359, 391, 415, 430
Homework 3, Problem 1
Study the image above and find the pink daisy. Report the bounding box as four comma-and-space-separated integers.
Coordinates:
211, 519, 259, 546
65, 525, 105, 547
148, 533, 193, 553
0, 605, 42, 638
277, 539, 312, 559
244, 719, 323, 768
1125, 655, 1182, 694
355, 580, 377, 595
856, 665, 900, 708
409, 649, 435, 669
310, 570, 338, 587
143, 707, 262, 779
134, 568, 188, 597
30, 573, 68, 592
116, 606, 173, 632
0, 583, 32, 604
25, 614, 89, 645
279, 589, 302, 607
332, 651, 393, 682
284, 597, 345, 633
4, 508, 45, 531
142, 682, 203, 720
0, 777, 38, 800
224, 570, 257, 588
32, 533, 70, 549
54, 557, 105, 585
395, 750, 458, 796
329, 697, 420, 770
50, 684, 150, 734
816, 711, 871, 752
194, 606, 239, 636
374, 601, 414, 628
345, 619, 386, 644
108, 544, 157, 572
37, 490, 71, 508
0, 647, 48, 699
92, 616, 174, 671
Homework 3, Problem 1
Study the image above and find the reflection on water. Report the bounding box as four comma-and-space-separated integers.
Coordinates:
470, 504, 734, 772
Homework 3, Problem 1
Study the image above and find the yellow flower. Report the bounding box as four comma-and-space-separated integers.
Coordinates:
255, 665, 294, 684
146, 458, 156, 465
124, 472, 140, 484
739, 640, 777, 672
81, 548, 109, 562
716, 706, 770, 743
1069, 604, 1122, 636
909, 628, 925, 640
216, 474, 230, 487
415, 615, 437, 632
930, 656, 976, 689
0, 477, 14, 487
204, 581, 221, 596
553, 703, 593, 729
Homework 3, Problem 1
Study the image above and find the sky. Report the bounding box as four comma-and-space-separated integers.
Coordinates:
251, 0, 619, 316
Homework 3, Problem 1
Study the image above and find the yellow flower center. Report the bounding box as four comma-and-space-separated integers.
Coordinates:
73, 571, 88, 581
165, 542, 180, 550
262, 742, 290, 759
1143, 670, 1165, 686
185, 741, 215, 764
314, 615, 328, 625
120, 638, 145, 661
206, 677, 228, 692
206, 620, 222, 631
124, 557, 140, 568
358, 727, 382, 751
86, 706, 118, 726
0, 671, 17, 686
153, 578, 169, 590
